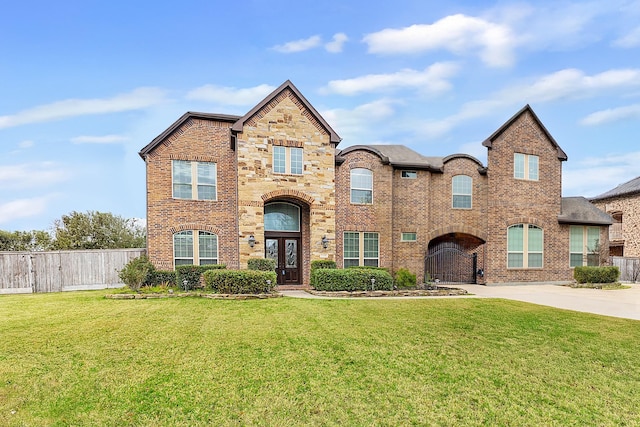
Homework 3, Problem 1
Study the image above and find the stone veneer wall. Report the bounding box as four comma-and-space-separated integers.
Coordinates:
145, 118, 239, 270
592, 196, 640, 257
234, 88, 336, 285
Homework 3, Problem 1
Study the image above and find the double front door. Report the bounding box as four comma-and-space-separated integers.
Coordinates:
265, 235, 300, 286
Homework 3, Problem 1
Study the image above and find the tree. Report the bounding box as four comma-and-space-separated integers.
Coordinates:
51, 211, 145, 250
0, 230, 53, 251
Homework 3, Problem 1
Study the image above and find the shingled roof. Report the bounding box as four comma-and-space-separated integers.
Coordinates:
335, 145, 444, 171
590, 175, 640, 201
558, 197, 612, 225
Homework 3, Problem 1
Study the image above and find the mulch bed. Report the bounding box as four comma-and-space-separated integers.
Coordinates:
308, 287, 468, 298
105, 292, 282, 300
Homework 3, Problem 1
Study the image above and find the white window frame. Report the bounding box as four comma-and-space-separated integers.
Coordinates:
401, 170, 417, 179
570, 226, 600, 267
350, 168, 373, 204
172, 160, 217, 200
343, 231, 379, 267
173, 230, 218, 267
452, 175, 472, 209
507, 224, 543, 269
401, 232, 417, 242
514, 153, 539, 181
273, 146, 303, 175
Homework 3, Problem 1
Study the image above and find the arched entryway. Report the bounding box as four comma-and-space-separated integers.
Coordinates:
425, 233, 485, 283
264, 201, 302, 286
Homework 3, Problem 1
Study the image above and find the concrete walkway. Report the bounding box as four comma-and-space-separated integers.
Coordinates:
281, 284, 640, 321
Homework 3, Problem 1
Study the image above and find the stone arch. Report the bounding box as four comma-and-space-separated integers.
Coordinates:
504, 217, 543, 229
427, 224, 487, 243
261, 189, 315, 206
169, 223, 222, 235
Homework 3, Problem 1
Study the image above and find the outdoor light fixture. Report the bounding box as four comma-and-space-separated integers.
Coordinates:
248, 235, 256, 248
321, 235, 329, 249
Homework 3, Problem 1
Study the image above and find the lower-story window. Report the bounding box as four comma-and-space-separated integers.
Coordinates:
507, 224, 543, 268
570, 225, 600, 267
343, 232, 379, 267
173, 230, 218, 266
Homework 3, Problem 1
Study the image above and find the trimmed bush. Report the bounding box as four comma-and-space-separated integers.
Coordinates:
310, 260, 337, 286
395, 268, 417, 289
574, 266, 620, 284
247, 258, 276, 271
152, 270, 177, 286
118, 255, 155, 291
204, 269, 277, 294
176, 264, 226, 291
312, 268, 393, 292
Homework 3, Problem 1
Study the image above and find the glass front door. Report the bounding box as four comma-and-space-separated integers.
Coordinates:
266, 237, 300, 286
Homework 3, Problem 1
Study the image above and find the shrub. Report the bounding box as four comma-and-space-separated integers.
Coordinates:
312, 268, 393, 292
247, 258, 276, 271
118, 255, 155, 291
574, 266, 620, 284
395, 268, 417, 289
310, 260, 337, 286
204, 269, 277, 294
152, 270, 177, 286
176, 264, 226, 291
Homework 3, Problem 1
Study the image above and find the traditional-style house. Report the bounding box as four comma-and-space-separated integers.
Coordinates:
139, 80, 611, 287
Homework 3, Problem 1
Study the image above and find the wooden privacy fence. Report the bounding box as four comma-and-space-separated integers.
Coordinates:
0, 248, 146, 294
610, 256, 640, 283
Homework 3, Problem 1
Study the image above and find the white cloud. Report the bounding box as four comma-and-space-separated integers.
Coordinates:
581, 104, 640, 126
323, 63, 459, 96
563, 152, 640, 197
325, 33, 348, 53
0, 162, 70, 189
322, 99, 397, 145
271, 35, 322, 53
71, 135, 129, 144
186, 84, 276, 106
363, 14, 515, 67
18, 140, 34, 149
0, 87, 167, 129
420, 68, 640, 138
614, 26, 640, 48
0, 196, 53, 225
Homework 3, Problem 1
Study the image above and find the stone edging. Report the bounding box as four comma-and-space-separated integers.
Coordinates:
308, 288, 468, 298
105, 292, 283, 300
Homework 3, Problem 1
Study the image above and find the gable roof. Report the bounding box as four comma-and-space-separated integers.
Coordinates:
482, 104, 568, 161
336, 144, 444, 171
231, 80, 342, 145
558, 197, 612, 225
138, 112, 240, 159
590, 175, 640, 201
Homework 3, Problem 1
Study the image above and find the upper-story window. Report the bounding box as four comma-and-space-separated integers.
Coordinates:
507, 224, 543, 268
452, 175, 472, 209
401, 170, 417, 179
350, 168, 373, 204
514, 153, 539, 181
173, 230, 218, 266
172, 160, 217, 200
273, 146, 303, 175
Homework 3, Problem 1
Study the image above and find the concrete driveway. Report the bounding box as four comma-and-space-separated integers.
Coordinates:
455, 283, 640, 321
282, 284, 640, 321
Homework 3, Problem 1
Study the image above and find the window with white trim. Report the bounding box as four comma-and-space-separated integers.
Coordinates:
514, 153, 539, 181
172, 160, 217, 200
570, 226, 600, 267
507, 224, 543, 268
173, 230, 218, 266
343, 232, 379, 267
273, 146, 303, 175
350, 168, 373, 204
401, 232, 417, 242
452, 175, 472, 209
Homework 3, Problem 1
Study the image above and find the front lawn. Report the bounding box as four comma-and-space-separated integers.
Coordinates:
1, 291, 639, 426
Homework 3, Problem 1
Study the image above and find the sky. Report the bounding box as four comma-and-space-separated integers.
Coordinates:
1, 0, 640, 232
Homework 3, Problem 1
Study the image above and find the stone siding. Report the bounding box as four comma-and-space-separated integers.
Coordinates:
593, 196, 640, 257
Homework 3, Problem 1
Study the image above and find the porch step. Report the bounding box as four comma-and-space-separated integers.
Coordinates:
276, 285, 311, 291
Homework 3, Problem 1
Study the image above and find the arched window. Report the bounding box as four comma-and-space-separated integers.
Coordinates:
350, 168, 373, 204
264, 203, 300, 232
173, 230, 218, 266
507, 224, 543, 268
452, 175, 472, 209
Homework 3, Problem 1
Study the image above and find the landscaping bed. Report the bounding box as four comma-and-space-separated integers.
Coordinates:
308, 286, 468, 297
105, 291, 282, 300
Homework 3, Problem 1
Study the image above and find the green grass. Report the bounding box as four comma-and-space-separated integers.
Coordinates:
1, 291, 640, 426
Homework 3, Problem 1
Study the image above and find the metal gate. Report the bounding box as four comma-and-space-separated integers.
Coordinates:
425, 242, 477, 284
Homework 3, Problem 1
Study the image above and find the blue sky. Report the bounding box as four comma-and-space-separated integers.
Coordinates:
2, 0, 640, 231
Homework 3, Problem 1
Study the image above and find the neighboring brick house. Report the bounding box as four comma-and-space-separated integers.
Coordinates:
590, 176, 640, 257
139, 80, 611, 286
